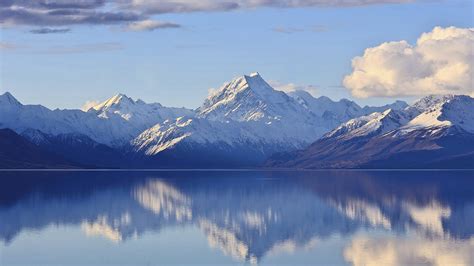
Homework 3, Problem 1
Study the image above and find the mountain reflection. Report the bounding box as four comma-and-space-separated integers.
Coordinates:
0, 171, 473, 265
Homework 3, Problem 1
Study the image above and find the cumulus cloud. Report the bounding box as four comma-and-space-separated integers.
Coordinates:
29, 27, 71, 34
269, 80, 319, 96
81, 100, 100, 111
125, 20, 180, 32
343, 26, 474, 98
0, 0, 418, 30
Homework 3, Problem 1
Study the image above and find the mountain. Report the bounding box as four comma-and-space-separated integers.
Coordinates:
0, 92, 192, 147
131, 73, 363, 167
21, 129, 126, 168
360, 100, 408, 115
89, 93, 194, 133
198, 73, 317, 123
0, 128, 77, 169
131, 73, 411, 167
287, 90, 408, 129
5, 73, 458, 169
131, 117, 315, 167
269, 95, 474, 169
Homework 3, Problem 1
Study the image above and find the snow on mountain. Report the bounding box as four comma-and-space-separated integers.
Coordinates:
0, 92, 134, 146
129, 73, 415, 166
325, 109, 412, 140
89, 93, 194, 134
287, 90, 360, 126
133, 116, 313, 155
197, 73, 317, 124
0, 92, 192, 147
269, 94, 474, 169
402, 95, 474, 134
287, 90, 407, 129
321, 94, 473, 141
131, 73, 344, 165
131, 116, 321, 167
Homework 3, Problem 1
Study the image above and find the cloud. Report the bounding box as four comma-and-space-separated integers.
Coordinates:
81, 100, 100, 111
0, 0, 419, 30
124, 0, 417, 14
269, 80, 318, 96
29, 27, 70, 34
125, 20, 180, 32
343, 26, 474, 98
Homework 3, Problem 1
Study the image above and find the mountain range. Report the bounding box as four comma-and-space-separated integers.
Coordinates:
1, 73, 472, 168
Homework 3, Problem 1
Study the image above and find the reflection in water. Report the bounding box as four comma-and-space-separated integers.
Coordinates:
0, 171, 473, 265
344, 236, 474, 266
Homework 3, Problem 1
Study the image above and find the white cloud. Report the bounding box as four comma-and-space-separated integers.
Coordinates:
125, 20, 181, 32
343, 26, 474, 98
269, 80, 318, 96
81, 100, 100, 111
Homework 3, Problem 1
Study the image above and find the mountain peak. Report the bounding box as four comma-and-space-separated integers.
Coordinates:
411, 94, 456, 113
198, 73, 295, 122
0, 92, 22, 106
93, 93, 136, 111
247, 72, 260, 78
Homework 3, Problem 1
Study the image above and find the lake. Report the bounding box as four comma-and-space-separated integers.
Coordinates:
0, 170, 473, 265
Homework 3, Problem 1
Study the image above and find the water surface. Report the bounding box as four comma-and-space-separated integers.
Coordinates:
0, 170, 473, 265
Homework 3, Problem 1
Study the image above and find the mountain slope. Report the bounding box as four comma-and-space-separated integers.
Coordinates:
0, 92, 192, 147
0, 128, 77, 169
197, 73, 316, 124
270, 95, 474, 169
131, 73, 344, 167
131, 117, 313, 167
21, 129, 126, 168
287, 90, 408, 129
90, 93, 194, 133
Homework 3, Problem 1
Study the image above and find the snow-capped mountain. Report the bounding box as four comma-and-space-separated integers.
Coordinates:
401, 95, 474, 134
0, 92, 192, 147
287, 90, 408, 129
131, 116, 318, 167
4, 73, 467, 169
131, 73, 374, 166
197, 73, 316, 123
0, 92, 131, 146
270, 94, 474, 168
90, 93, 194, 132
324, 109, 412, 140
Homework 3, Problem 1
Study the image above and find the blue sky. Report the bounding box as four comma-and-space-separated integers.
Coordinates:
1, 0, 473, 109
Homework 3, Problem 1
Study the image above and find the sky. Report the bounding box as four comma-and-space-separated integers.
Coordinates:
0, 0, 473, 110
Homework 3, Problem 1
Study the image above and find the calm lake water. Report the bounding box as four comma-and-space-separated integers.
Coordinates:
0, 170, 473, 265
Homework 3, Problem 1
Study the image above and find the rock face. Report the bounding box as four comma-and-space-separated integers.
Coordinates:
269, 95, 474, 169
